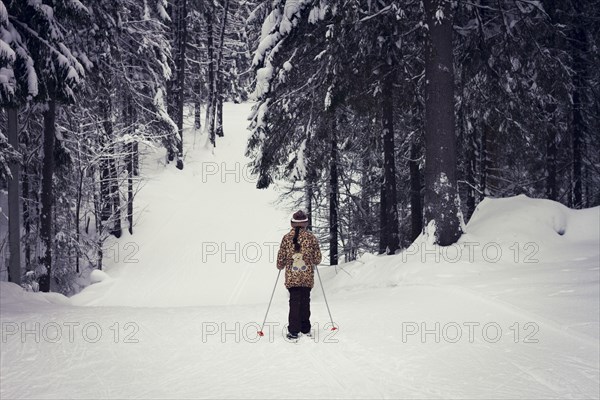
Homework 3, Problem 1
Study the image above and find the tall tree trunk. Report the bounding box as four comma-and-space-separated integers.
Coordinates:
165, 78, 175, 162
465, 119, 476, 219
380, 72, 399, 254
175, 0, 187, 170
214, 0, 230, 138
482, 117, 499, 196
360, 145, 371, 224
409, 141, 423, 241
479, 122, 488, 201
378, 181, 387, 254
39, 99, 56, 292
7, 107, 21, 285
216, 91, 224, 137
205, 5, 216, 146
329, 114, 339, 266
546, 128, 557, 200
194, 61, 202, 131
100, 93, 112, 224
306, 165, 316, 231
377, 121, 386, 254
100, 160, 111, 222
100, 89, 121, 238
75, 165, 83, 274
108, 148, 122, 238
70, 112, 83, 274
542, 0, 559, 202
127, 142, 134, 234
22, 161, 31, 270
165, 1, 178, 162
133, 142, 139, 176
125, 99, 135, 235
423, 0, 462, 246
583, 146, 591, 208
92, 175, 103, 271
570, 2, 586, 208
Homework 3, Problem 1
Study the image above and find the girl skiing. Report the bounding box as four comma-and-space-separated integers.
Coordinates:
276, 210, 322, 340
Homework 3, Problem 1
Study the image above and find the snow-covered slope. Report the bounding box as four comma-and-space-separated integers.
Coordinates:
70, 103, 291, 307
1, 103, 598, 399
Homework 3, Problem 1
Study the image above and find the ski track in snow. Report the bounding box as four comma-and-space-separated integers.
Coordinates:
1, 103, 599, 399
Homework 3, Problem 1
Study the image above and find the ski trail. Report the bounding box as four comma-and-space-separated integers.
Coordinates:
71, 103, 290, 307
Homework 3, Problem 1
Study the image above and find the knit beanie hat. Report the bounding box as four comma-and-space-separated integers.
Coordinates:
291, 210, 308, 223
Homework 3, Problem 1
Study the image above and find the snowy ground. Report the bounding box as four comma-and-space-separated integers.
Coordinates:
1, 103, 599, 399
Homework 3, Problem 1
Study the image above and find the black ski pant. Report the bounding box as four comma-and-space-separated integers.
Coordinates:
288, 287, 311, 335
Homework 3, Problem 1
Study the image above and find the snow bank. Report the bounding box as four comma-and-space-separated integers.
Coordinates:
459, 195, 599, 262
0, 282, 71, 310
463, 194, 598, 245
321, 195, 599, 294
315, 195, 599, 354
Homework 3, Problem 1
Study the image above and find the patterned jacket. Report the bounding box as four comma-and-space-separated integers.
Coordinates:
276, 228, 322, 288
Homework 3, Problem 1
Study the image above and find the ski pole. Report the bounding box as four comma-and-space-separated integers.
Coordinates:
258, 269, 282, 337
315, 265, 337, 331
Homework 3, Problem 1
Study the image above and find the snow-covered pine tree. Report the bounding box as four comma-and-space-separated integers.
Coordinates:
1, 0, 177, 292
2, 0, 87, 291
77, 0, 175, 270
452, 0, 599, 214
567, 0, 598, 208
248, 0, 424, 258
0, 1, 29, 285
199, 0, 251, 144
